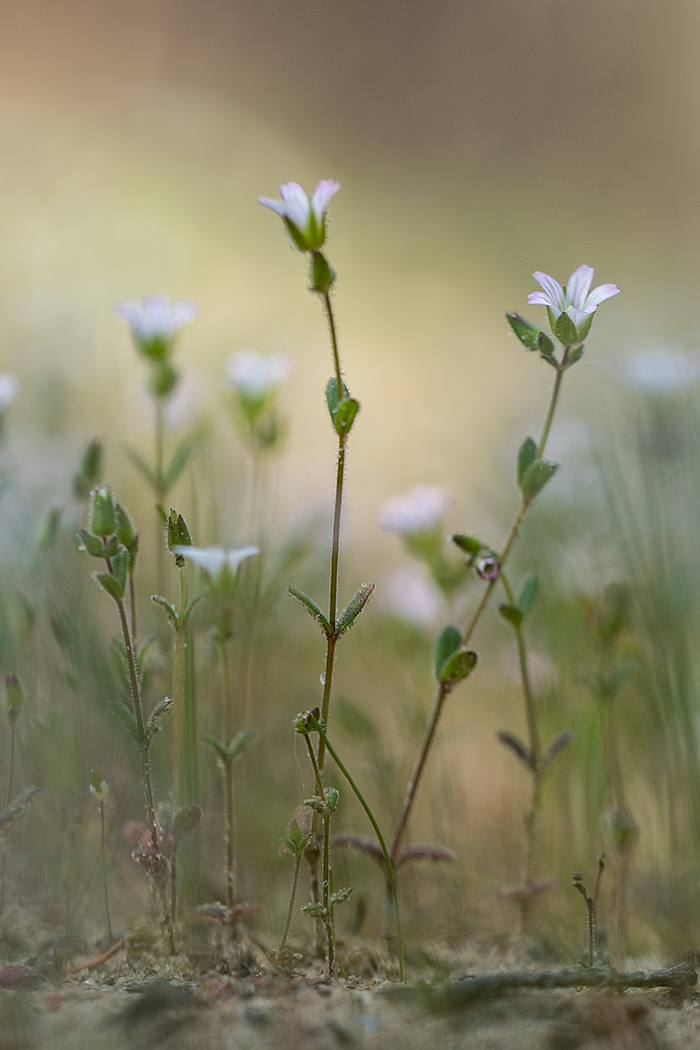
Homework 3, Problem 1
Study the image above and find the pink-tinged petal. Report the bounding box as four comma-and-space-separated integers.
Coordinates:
567, 307, 589, 326
257, 196, 287, 217
113, 302, 142, 326
169, 301, 199, 328
279, 182, 311, 230
566, 265, 594, 309
527, 292, 553, 307
311, 179, 340, 223
584, 282, 620, 310
531, 271, 565, 312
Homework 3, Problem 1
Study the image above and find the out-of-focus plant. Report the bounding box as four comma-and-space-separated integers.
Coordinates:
89, 770, 114, 943
0, 675, 37, 924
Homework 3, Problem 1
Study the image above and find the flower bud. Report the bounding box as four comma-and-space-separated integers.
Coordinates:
5, 674, 23, 723
88, 487, 116, 539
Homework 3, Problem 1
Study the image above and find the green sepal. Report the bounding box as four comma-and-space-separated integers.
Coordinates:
111, 547, 129, 593
565, 344, 584, 368
498, 604, 523, 629
146, 696, 173, 740
94, 571, 125, 601
88, 487, 116, 538
434, 625, 462, 679
78, 529, 105, 558
164, 437, 196, 492
283, 216, 310, 252
311, 251, 336, 294
505, 312, 546, 352
439, 647, 478, 688
325, 377, 351, 426
520, 459, 559, 504
496, 731, 533, 769
451, 534, 482, 557
172, 804, 202, 843
166, 510, 192, 555
537, 331, 556, 363
554, 311, 578, 346
517, 572, 539, 618
336, 583, 375, 637
288, 586, 332, 637
576, 312, 593, 342
517, 437, 538, 489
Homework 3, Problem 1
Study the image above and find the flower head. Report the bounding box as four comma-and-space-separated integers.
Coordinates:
114, 295, 199, 361
528, 265, 619, 328
380, 485, 453, 536
227, 350, 292, 400
258, 180, 340, 251
172, 544, 259, 582
621, 347, 700, 394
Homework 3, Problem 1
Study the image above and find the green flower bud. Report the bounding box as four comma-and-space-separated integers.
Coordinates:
5, 674, 23, 723
88, 487, 116, 539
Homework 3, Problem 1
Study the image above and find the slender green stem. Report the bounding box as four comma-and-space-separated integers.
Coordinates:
279, 850, 304, 952
323, 290, 343, 408
6, 721, 15, 809
304, 735, 333, 968
500, 572, 540, 768
316, 724, 404, 982
170, 565, 187, 921
155, 396, 166, 590
100, 799, 114, 942
391, 361, 567, 858
218, 639, 236, 909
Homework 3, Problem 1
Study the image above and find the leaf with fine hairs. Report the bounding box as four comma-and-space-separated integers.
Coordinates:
395, 843, 458, 868
496, 731, 533, 769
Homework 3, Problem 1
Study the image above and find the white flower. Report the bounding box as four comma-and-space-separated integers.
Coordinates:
383, 566, 443, 627
0, 375, 19, 412
114, 295, 199, 358
527, 265, 620, 327
227, 350, 292, 399
172, 544, 259, 580
620, 347, 700, 393
258, 180, 340, 251
379, 485, 453, 535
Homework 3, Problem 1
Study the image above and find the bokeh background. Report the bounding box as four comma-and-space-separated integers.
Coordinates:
2, 0, 700, 962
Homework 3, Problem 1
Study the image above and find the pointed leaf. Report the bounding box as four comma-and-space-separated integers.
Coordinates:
146, 696, 173, 739
505, 311, 542, 351
565, 344, 584, 368
517, 437, 537, 488
152, 593, 178, 625
520, 459, 559, 503
202, 735, 229, 762
288, 587, 332, 636
498, 603, 523, 628
542, 729, 574, 768
439, 648, 477, 687
336, 582, 375, 636
136, 636, 156, 676
330, 886, 352, 905
334, 397, 360, 437
227, 728, 256, 760
125, 447, 157, 491
451, 533, 482, 556
496, 731, 533, 769
0, 786, 39, 837
517, 572, 539, 618
164, 437, 196, 492
537, 331, 556, 362
434, 624, 462, 680
325, 377, 350, 424
182, 591, 205, 626
554, 311, 578, 346
172, 804, 202, 843
94, 571, 125, 601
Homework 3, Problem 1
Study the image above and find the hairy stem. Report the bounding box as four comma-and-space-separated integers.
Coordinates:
279, 850, 304, 953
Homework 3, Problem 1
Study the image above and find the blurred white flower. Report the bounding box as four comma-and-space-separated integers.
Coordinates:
114, 295, 199, 357
0, 375, 19, 412
258, 180, 340, 251
528, 265, 620, 327
380, 485, 453, 536
620, 347, 700, 393
227, 350, 292, 399
172, 544, 259, 580
383, 566, 443, 627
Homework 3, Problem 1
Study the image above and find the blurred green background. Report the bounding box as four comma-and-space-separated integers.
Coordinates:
2, 0, 700, 963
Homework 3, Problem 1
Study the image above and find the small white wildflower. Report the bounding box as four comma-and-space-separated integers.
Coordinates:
114, 295, 199, 359
172, 544, 259, 581
379, 485, 453, 536
620, 347, 700, 393
258, 180, 340, 251
528, 265, 619, 327
227, 350, 292, 399
383, 567, 443, 627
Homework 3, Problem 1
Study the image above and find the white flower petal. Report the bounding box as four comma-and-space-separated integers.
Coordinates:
527, 292, 553, 307
114, 295, 198, 340
225, 546, 260, 572
310, 179, 340, 223
565, 265, 594, 309
584, 282, 620, 310
173, 544, 259, 580
531, 272, 565, 313
380, 484, 453, 535
279, 182, 311, 230
227, 350, 292, 398
257, 196, 287, 217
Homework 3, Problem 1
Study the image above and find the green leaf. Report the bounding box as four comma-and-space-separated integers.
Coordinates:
330, 886, 353, 906
334, 397, 360, 437
434, 625, 462, 679
110, 548, 129, 594
146, 696, 173, 739
301, 902, 326, 916
498, 604, 523, 629
103, 694, 140, 744
576, 312, 593, 342
516, 572, 539, 618
565, 344, 584, 368
182, 591, 205, 626
172, 804, 202, 842
325, 377, 350, 425
125, 447, 157, 491
537, 331, 556, 362
505, 312, 541, 351
228, 728, 256, 760
202, 735, 229, 762
164, 437, 196, 492
152, 594, 178, 625
336, 582, 375, 637
136, 637, 156, 676
542, 729, 574, 769
496, 731, 533, 769
517, 437, 538, 488
520, 459, 559, 504
554, 311, 578, 346
451, 533, 482, 556
288, 587, 332, 636
94, 571, 125, 601
439, 648, 477, 688
0, 786, 39, 837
